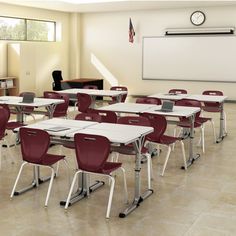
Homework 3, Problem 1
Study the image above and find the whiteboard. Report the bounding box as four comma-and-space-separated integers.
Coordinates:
142, 36, 236, 82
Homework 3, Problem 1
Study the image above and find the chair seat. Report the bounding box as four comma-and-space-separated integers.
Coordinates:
202, 106, 221, 113
176, 120, 202, 128
159, 135, 182, 145
111, 144, 148, 155
63, 141, 75, 149
99, 161, 122, 175
197, 117, 212, 124
40, 154, 65, 166
6, 122, 25, 130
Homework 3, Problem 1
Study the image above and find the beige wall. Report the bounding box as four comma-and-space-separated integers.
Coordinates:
80, 6, 236, 99
0, 3, 70, 96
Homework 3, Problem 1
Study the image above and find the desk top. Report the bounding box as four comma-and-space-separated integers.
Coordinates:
59, 88, 127, 97
17, 118, 153, 145
62, 78, 103, 83
66, 122, 153, 145
146, 105, 201, 118
98, 102, 200, 118
17, 118, 98, 136
99, 102, 156, 113
149, 93, 227, 103
0, 96, 64, 107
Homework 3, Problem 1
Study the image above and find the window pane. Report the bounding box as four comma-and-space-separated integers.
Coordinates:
27, 20, 55, 41
0, 17, 25, 40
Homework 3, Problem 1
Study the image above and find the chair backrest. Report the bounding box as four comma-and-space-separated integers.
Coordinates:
110, 86, 128, 103
89, 109, 117, 123
19, 128, 50, 164
52, 70, 63, 91
20, 92, 36, 112
76, 93, 92, 113
0, 106, 9, 140
117, 116, 150, 127
136, 97, 162, 105
202, 90, 223, 108
43, 91, 61, 99
83, 85, 98, 90
53, 93, 69, 117
169, 89, 187, 94
44, 91, 69, 117
74, 133, 110, 172
141, 113, 167, 141
75, 113, 102, 122
175, 99, 201, 121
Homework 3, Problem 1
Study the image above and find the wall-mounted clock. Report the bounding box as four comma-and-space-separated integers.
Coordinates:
190, 11, 206, 26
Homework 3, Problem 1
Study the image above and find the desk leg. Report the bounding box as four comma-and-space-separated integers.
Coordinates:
119, 137, 153, 218
182, 114, 200, 169
13, 166, 53, 195
216, 103, 227, 143
60, 173, 105, 206
90, 96, 96, 109
46, 104, 56, 119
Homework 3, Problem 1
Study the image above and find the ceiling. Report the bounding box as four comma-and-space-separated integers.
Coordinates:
0, 0, 236, 13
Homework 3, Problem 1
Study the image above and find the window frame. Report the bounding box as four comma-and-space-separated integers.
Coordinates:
0, 15, 56, 42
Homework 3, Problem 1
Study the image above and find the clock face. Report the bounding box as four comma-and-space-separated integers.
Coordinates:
190, 11, 206, 26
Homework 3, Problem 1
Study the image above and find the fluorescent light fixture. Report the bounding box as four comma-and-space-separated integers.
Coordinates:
165, 27, 235, 35
60, 0, 126, 3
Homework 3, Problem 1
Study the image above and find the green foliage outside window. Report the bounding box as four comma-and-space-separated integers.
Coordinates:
0, 16, 55, 41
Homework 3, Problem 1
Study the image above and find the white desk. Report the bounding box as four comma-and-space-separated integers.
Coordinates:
15, 119, 154, 218
0, 96, 64, 122
59, 88, 127, 107
99, 102, 201, 168
99, 102, 157, 114
149, 93, 228, 142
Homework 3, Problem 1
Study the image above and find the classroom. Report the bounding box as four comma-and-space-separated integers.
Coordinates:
0, 1, 236, 235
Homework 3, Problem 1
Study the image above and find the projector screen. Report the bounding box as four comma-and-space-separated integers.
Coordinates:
142, 35, 236, 82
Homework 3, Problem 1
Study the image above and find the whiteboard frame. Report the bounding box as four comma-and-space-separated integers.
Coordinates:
142, 35, 236, 83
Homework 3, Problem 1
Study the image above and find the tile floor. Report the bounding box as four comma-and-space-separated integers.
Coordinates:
0, 102, 235, 236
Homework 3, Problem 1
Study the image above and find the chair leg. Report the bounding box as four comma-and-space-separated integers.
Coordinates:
180, 141, 187, 170
146, 153, 153, 189
201, 126, 205, 153
106, 175, 115, 219
65, 170, 81, 210
10, 162, 27, 198
161, 146, 171, 176
119, 167, 128, 204
224, 111, 227, 133
210, 120, 216, 143
45, 167, 55, 207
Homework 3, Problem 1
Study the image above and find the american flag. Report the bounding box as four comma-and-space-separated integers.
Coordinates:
129, 18, 135, 43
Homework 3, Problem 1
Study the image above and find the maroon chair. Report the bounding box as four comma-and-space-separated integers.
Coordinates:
10, 127, 66, 207
169, 89, 187, 94
109, 86, 128, 104
83, 85, 98, 90
1, 104, 26, 150
44, 91, 69, 118
112, 116, 153, 188
89, 109, 117, 123
0, 106, 12, 169
65, 133, 128, 219
142, 113, 186, 176
136, 97, 161, 105
76, 93, 92, 113
202, 90, 227, 133
175, 99, 215, 152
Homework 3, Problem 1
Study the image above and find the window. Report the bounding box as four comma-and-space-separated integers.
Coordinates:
0, 16, 56, 42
